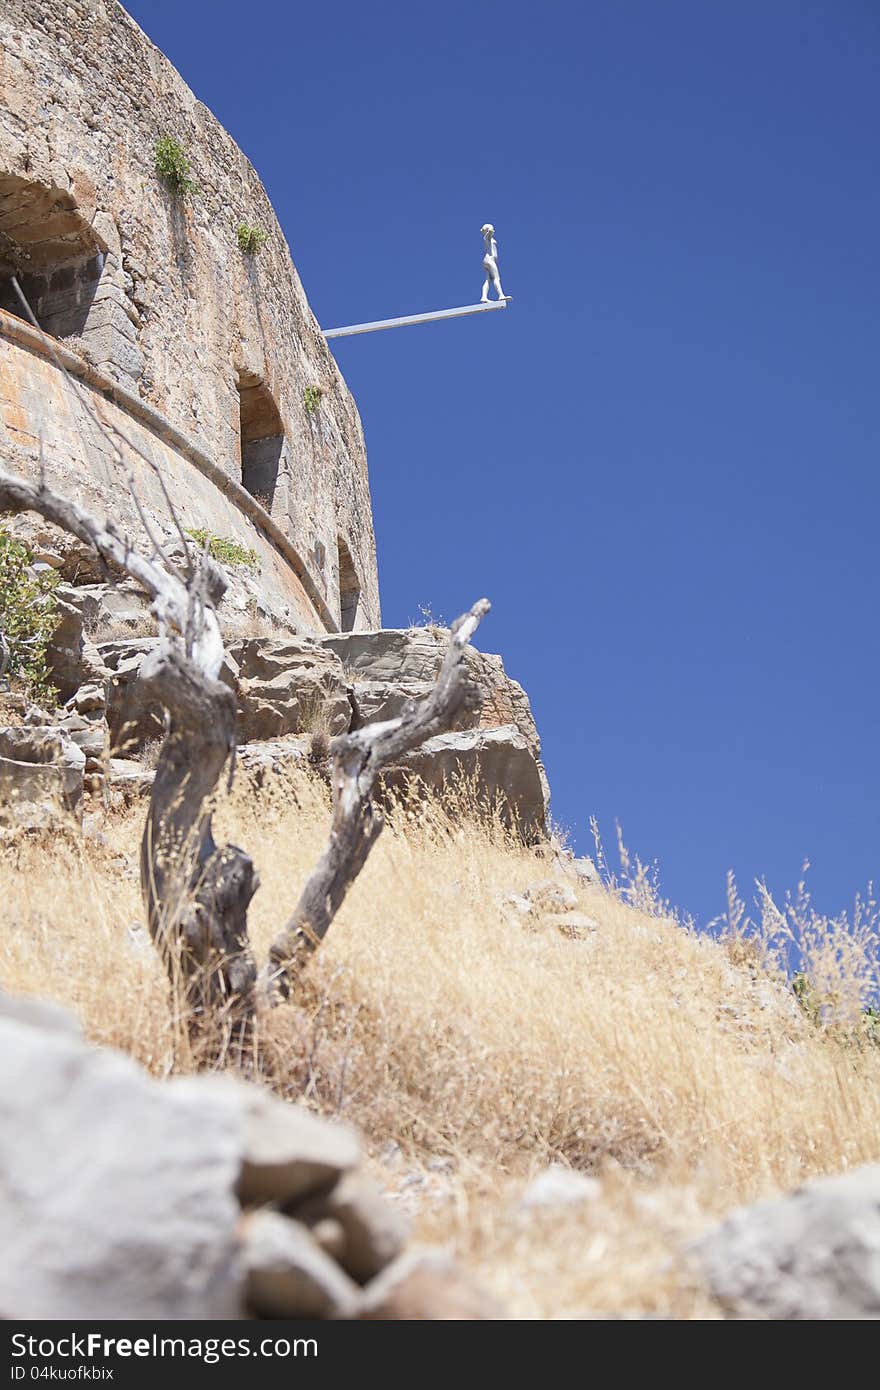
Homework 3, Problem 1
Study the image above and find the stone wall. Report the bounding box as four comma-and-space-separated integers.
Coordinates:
0, 0, 380, 632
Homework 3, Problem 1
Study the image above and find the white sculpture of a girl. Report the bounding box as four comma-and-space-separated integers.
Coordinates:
480, 224, 507, 303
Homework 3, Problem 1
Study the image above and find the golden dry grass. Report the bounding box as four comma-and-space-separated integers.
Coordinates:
1, 767, 878, 1318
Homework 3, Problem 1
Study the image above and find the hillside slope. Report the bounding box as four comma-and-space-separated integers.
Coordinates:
2, 769, 878, 1318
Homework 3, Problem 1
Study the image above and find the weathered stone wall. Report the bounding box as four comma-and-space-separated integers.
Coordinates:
0, 321, 331, 630
0, 0, 380, 632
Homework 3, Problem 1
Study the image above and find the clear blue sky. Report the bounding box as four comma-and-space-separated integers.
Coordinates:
127, 0, 879, 929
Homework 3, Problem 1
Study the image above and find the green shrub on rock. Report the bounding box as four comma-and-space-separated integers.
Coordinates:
0, 526, 59, 706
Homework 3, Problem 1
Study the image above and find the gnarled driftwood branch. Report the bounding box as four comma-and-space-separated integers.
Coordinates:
0, 465, 489, 1048
266, 598, 490, 994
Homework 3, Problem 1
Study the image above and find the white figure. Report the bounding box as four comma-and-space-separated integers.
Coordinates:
480, 223, 506, 302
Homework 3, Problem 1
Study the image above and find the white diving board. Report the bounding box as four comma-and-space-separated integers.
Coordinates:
323, 298, 511, 340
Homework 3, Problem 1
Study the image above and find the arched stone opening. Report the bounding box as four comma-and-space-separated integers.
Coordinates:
337, 535, 361, 632
0, 174, 142, 386
0, 174, 106, 335
237, 370, 284, 509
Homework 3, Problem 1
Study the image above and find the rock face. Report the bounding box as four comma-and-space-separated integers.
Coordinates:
230, 637, 351, 743
324, 628, 542, 755
695, 1166, 880, 1320
383, 725, 549, 840
30, 607, 551, 835
99, 638, 166, 752
323, 628, 550, 836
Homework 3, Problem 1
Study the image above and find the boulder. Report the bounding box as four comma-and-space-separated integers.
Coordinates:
519, 1165, 602, 1210
98, 639, 239, 753
0, 1003, 243, 1319
694, 1165, 880, 1319
98, 638, 166, 752
229, 638, 351, 743
358, 1250, 504, 1320
171, 1073, 361, 1207
0, 725, 86, 824
0, 990, 82, 1038
237, 737, 308, 786
45, 587, 96, 702
322, 628, 541, 755
106, 757, 154, 801
295, 1171, 409, 1284
241, 1210, 361, 1318
383, 725, 549, 840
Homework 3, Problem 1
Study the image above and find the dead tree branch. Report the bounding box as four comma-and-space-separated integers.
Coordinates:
265, 598, 490, 995
0, 466, 490, 1045
0, 467, 257, 1036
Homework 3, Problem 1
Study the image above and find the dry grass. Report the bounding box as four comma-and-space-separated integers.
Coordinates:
1, 766, 878, 1318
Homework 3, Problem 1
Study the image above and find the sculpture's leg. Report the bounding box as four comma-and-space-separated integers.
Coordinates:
495, 275, 506, 301
481, 277, 490, 303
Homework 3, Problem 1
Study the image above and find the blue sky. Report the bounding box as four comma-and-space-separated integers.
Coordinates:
127, 0, 880, 929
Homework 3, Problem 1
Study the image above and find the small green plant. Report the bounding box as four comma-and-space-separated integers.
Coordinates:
863, 1006, 880, 1045
185, 529, 258, 570
154, 135, 198, 197
304, 385, 324, 415
237, 222, 268, 255
0, 526, 59, 706
792, 971, 822, 1026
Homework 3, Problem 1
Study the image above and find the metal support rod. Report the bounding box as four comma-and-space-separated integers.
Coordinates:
323, 298, 511, 340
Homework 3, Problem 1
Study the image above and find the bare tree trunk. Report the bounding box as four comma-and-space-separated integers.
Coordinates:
266, 599, 490, 994
0, 470, 258, 1048
0, 466, 490, 1051
138, 643, 258, 1048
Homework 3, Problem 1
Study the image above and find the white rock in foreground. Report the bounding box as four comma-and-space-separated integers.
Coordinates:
0, 1002, 243, 1320
519, 1164, 602, 1210
695, 1165, 880, 1320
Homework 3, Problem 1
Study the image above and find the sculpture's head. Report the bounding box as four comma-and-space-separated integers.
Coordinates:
480, 223, 495, 238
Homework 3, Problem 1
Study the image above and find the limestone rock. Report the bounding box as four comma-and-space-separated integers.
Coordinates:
0, 990, 82, 1038
0, 724, 85, 824
98, 638, 165, 752
106, 756, 154, 801
237, 736, 308, 786
0, 1006, 243, 1319
551, 911, 600, 938
695, 1165, 880, 1319
67, 681, 106, 715
296, 1171, 409, 1285
519, 1165, 602, 1210
45, 586, 94, 701
60, 708, 107, 760
350, 679, 448, 729
229, 638, 351, 743
241, 1210, 361, 1319
524, 878, 578, 913
4, 516, 124, 586
323, 628, 541, 755
383, 725, 548, 840
172, 1073, 361, 1207
322, 628, 448, 684
358, 1250, 504, 1320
